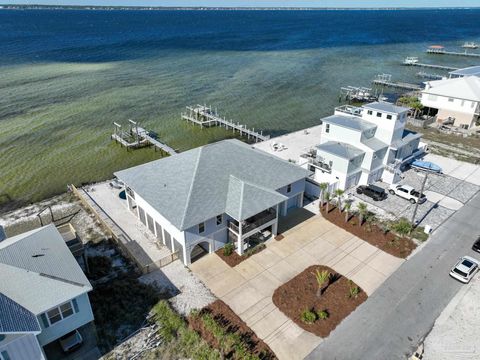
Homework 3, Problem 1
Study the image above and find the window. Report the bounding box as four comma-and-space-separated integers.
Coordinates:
461, 124, 469, 130
45, 301, 75, 326
448, 98, 454, 103
216, 215, 223, 226
386, 114, 392, 120
376, 112, 382, 118
287, 184, 292, 193
0, 335, 5, 342
198, 222, 205, 234
1, 351, 11, 360
367, 110, 373, 115
325, 124, 330, 133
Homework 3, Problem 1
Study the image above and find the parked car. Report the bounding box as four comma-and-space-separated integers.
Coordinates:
356, 184, 387, 201
449, 256, 480, 283
59, 330, 83, 353
472, 237, 480, 253
389, 184, 426, 204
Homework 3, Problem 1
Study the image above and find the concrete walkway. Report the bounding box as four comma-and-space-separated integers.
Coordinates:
306, 192, 480, 360
191, 214, 404, 360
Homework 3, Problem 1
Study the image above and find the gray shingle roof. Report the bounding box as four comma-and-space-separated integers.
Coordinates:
115, 139, 310, 230
317, 141, 365, 160
0, 293, 40, 334
362, 136, 388, 151
0, 225, 92, 315
322, 115, 376, 132
362, 102, 410, 114
391, 130, 422, 150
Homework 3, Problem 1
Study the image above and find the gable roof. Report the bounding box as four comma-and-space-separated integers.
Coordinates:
115, 139, 310, 230
317, 141, 365, 160
0, 225, 92, 315
322, 114, 376, 132
423, 76, 480, 101
362, 102, 410, 114
0, 293, 40, 334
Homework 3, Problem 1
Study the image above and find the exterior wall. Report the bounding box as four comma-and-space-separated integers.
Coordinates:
421, 92, 478, 128
277, 178, 306, 215
361, 110, 408, 144
0, 334, 44, 360
437, 109, 475, 128
36, 293, 94, 347
321, 123, 361, 144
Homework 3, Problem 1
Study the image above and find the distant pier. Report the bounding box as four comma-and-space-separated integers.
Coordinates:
181, 105, 270, 142
426, 48, 480, 58
372, 74, 422, 91
403, 61, 458, 71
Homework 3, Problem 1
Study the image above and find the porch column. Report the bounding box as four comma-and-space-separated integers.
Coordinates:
273, 204, 279, 236
237, 223, 244, 256
299, 192, 304, 207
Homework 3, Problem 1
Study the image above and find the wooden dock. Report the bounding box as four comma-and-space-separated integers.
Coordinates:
404, 62, 458, 71
111, 120, 177, 156
181, 105, 270, 142
372, 74, 422, 91
427, 48, 480, 58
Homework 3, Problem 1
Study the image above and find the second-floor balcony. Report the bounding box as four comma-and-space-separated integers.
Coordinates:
228, 208, 277, 235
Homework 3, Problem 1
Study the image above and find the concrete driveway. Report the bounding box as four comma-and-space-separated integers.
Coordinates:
190, 213, 404, 360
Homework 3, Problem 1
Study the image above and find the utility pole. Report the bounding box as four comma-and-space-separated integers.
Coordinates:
411, 171, 429, 227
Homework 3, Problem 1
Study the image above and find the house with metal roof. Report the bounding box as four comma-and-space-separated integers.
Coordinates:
114, 139, 311, 264
0, 225, 94, 359
421, 76, 480, 129
304, 102, 422, 189
449, 66, 480, 79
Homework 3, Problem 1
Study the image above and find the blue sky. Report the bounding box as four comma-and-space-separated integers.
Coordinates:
2, 1, 480, 7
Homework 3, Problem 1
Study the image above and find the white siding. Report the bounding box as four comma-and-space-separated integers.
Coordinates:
0, 334, 45, 360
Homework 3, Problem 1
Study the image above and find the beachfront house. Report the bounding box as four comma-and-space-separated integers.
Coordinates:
303, 102, 423, 189
0, 225, 94, 359
114, 139, 311, 265
421, 76, 480, 129
448, 66, 480, 79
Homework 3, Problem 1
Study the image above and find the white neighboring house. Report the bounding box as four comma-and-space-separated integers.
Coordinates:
301, 102, 423, 190
0, 225, 94, 360
421, 76, 480, 129
114, 139, 311, 266
448, 65, 480, 79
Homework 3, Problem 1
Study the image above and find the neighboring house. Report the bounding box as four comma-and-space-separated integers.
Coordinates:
301, 102, 423, 189
114, 139, 311, 265
421, 76, 480, 129
0, 225, 94, 359
448, 65, 480, 79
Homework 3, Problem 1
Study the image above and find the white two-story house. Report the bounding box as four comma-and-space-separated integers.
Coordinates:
115, 139, 311, 265
302, 102, 422, 190
0, 225, 94, 360
421, 76, 480, 129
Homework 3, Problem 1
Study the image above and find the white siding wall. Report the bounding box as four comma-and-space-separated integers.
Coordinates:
321, 123, 361, 144
421, 92, 478, 115
0, 334, 44, 360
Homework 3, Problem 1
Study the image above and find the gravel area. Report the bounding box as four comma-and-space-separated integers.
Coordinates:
423, 276, 480, 360
139, 260, 216, 316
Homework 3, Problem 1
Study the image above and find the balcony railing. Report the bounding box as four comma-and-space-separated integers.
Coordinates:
228, 208, 276, 235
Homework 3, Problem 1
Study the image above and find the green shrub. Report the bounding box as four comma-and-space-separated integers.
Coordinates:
300, 309, 317, 324
223, 243, 234, 256
152, 301, 185, 342
317, 310, 329, 320
243, 243, 266, 257
349, 285, 360, 299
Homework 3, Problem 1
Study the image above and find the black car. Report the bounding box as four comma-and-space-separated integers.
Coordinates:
472, 237, 480, 253
356, 184, 387, 201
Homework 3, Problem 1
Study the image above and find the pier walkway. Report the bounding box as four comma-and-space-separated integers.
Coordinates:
372, 74, 422, 91
181, 105, 270, 142
404, 62, 458, 71
427, 48, 480, 58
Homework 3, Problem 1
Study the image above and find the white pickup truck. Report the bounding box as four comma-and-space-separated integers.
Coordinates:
389, 184, 426, 204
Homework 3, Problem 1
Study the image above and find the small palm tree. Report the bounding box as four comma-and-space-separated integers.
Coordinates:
312, 268, 330, 297
391, 218, 413, 238
319, 182, 328, 208
335, 189, 345, 212
357, 202, 368, 225
344, 202, 352, 222
324, 192, 331, 213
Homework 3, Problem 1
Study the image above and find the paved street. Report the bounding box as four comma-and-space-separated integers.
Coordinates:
306, 191, 480, 360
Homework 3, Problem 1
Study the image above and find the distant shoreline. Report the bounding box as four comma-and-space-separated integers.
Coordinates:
1, 5, 480, 11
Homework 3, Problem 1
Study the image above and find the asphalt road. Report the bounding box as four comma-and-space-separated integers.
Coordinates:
306, 191, 480, 360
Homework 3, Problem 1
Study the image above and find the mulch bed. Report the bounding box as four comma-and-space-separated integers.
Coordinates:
321, 205, 416, 258
215, 244, 266, 267
188, 300, 277, 359
272, 265, 367, 338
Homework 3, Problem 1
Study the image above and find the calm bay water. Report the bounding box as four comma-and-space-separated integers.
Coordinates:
1, 9, 480, 210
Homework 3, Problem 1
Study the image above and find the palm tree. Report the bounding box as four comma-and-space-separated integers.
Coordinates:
319, 182, 328, 208
312, 268, 330, 297
357, 202, 368, 225
391, 218, 413, 238
334, 189, 345, 212
344, 202, 352, 222
324, 192, 331, 213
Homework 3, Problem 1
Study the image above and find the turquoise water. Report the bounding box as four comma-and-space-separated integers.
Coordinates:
1, 9, 480, 210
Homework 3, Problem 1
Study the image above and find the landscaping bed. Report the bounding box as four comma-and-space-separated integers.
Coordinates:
321, 205, 416, 258
273, 265, 367, 338
216, 243, 266, 267
188, 300, 276, 360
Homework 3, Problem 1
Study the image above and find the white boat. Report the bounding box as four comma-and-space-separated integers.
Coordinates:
404, 57, 419, 65
462, 42, 478, 49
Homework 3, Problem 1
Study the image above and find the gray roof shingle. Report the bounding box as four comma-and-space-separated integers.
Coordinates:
0, 293, 40, 334
322, 115, 377, 132
0, 225, 92, 315
115, 139, 310, 230
317, 141, 365, 160
362, 102, 410, 114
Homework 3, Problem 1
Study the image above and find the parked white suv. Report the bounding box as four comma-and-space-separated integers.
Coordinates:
389, 184, 426, 204
450, 256, 480, 283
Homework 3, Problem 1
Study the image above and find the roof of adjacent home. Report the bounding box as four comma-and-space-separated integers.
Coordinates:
449, 66, 480, 77
362, 102, 410, 114
0, 293, 40, 334
0, 225, 92, 315
391, 130, 423, 150
316, 141, 365, 160
423, 76, 480, 101
115, 139, 311, 230
321, 114, 376, 132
